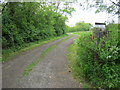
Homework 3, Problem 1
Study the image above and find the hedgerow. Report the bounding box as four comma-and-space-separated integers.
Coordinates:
2, 2, 73, 49
76, 24, 120, 88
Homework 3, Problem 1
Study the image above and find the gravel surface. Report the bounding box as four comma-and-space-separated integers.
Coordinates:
2, 35, 81, 88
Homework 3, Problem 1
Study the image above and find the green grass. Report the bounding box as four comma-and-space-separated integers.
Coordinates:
72, 31, 92, 36
22, 35, 74, 76
0, 56, 1, 62
67, 31, 93, 88
2, 34, 68, 63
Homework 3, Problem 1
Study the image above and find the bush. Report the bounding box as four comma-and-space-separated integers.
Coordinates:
76, 24, 120, 88
2, 2, 68, 49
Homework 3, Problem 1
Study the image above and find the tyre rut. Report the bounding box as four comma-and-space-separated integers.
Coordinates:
2, 35, 70, 88
19, 35, 81, 88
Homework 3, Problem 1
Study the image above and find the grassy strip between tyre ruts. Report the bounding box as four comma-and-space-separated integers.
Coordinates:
2, 34, 68, 63
67, 32, 93, 88
22, 35, 74, 76
22, 44, 57, 76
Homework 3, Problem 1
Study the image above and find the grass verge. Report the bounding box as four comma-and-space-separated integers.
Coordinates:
72, 31, 92, 36
68, 30, 120, 88
22, 35, 74, 76
2, 34, 68, 63
67, 32, 93, 88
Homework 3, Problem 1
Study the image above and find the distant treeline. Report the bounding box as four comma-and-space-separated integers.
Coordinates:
2, 2, 74, 49
67, 22, 92, 32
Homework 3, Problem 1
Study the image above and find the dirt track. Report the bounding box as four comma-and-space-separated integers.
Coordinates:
2, 35, 80, 88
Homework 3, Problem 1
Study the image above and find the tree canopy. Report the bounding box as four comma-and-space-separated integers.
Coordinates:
2, 2, 75, 48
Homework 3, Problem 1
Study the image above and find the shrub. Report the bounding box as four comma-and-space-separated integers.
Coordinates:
2, 2, 68, 49
76, 24, 120, 88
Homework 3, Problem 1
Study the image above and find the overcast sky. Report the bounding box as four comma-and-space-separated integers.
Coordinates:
65, 0, 118, 27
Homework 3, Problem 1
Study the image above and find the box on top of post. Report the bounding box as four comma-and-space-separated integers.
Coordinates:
95, 22, 106, 31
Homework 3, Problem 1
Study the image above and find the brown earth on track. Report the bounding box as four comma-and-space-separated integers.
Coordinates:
2, 35, 81, 88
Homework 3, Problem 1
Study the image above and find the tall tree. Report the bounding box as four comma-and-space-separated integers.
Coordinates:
2, 1, 75, 48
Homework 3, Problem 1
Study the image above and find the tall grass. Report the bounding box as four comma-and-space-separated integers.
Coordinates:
67, 33, 93, 88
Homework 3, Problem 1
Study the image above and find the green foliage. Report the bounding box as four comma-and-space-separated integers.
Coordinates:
76, 24, 120, 88
68, 22, 92, 32
67, 34, 93, 88
2, 2, 73, 49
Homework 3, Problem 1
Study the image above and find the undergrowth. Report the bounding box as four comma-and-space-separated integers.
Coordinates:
68, 24, 119, 88
67, 36, 93, 88
75, 24, 120, 88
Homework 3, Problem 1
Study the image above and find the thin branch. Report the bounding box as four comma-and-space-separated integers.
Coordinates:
56, 2, 60, 9
2, 3, 8, 12
109, 0, 120, 7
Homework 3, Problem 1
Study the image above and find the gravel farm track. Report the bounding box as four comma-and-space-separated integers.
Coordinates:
2, 34, 81, 88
